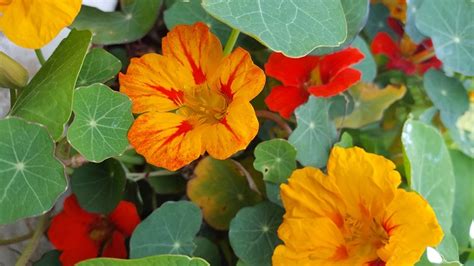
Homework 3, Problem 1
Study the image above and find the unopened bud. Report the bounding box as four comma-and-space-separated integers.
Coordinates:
0, 51, 28, 89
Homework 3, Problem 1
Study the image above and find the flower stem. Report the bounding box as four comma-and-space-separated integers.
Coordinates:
223, 29, 240, 56
126, 170, 175, 181
9, 88, 16, 107
0, 231, 34, 246
256, 110, 293, 136
34, 49, 46, 65
15, 213, 49, 266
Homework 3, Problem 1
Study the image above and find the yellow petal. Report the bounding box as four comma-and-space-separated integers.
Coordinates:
162, 22, 223, 85
378, 190, 444, 266
327, 146, 401, 219
0, 0, 82, 49
119, 53, 194, 114
209, 47, 265, 101
202, 99, 258, 159
128, 112, 203, 171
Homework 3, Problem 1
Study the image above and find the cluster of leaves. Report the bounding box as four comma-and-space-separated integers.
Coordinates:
0, 0, 473, 265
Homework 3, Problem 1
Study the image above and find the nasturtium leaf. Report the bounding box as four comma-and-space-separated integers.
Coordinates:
311, 0, 369, 55
0, 117, 66, 225
352, 36, 377, 82
78, 255, 209, 266
253, 139, 297, 184
335, 132, 353, 148
77, 48, 122, 87
130, 201, 202, 258
264, 182, 282, 207
164, 0, 231, 43
71, 159, 126, 214
363, 3, 395, 40
188, 157, 262, 230
450, 150, 474, 250
10, 30, 91, 140
334, 83, 406, 129
329, 94, 355, 121
405, 0, 425, 44
229, 201, 284, 266
201, 0, 347, 57
148, 173, 187, 195
289, 96, 338, 168
424, 70, 472, 157
34, 250, 61, 266
193, 237, 221, 266
72, 0, 162, 45
402, 120, 456, 253
416, 0, 474, 76
67, 84, 133, 163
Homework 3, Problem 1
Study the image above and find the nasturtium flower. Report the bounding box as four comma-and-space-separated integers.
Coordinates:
273, 147, 443, 266
0, 0, 82, 49
48, 195, 140, 266
371, 32, 441, 75
120, 23, 265, 171
264, 48, 364, 119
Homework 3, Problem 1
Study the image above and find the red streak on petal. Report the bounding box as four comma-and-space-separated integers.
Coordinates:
220, 117, 241, 142
148, 85, 184, 106
220, 53, 247, 100
368, 258, 386, 266
177, 31, 206, 84
160, 121, 193, 148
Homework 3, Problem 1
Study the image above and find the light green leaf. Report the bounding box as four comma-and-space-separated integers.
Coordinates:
164, 0, 231, 43
10, 30, 91, 140
0, 117, 66, 224
193, 237, 221, 266
311, 0, 369, 55
78, 255, 209, 266
416, 0, 474, 75
130, 201, 202, 258
71, 159, 126, 214
264, 182, 282, 207
335, 132, 353, 148
188, 157, 262, 230
352, 36, 377, 82
201, 0, 347, 57
67, 84, 133, 162
229, 201, 284, 266
289, 96, 338, 168
77, 48, 122, 87
253, 139, 297, 184
363, 3, 395, 40
405, 0, 425, 44
72, 0, 162, 45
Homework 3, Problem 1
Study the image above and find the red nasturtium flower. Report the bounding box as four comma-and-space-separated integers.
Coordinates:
120, 23, 265, 171
48, 195, 140, 266
371, 32, 442, 75
264, 48, 364, 119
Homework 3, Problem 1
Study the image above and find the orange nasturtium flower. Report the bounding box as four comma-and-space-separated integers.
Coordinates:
120, 23, 265, 171
0, 0, 82, 49
273, 147, 443, 266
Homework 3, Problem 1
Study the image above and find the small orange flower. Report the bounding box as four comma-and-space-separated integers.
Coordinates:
120, 23, 265, 171
273, 146, 443, 266
0, 0, 82, 48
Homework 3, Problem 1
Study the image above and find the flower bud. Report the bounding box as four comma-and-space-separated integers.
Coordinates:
0, 51, 28, 89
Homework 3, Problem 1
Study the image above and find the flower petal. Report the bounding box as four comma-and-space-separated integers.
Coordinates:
307, 68, 361, 97
210, 47, 265, 101
162, 22, 223, 85
119, 53, 194, 113
378, 190, 444, 266
202, 99, 258, 159
280, 167, 345, 226
327, 147, 401, 219
265, 85, 309, 119
109, 201, 140, 237
102, 231, 128, 259
265, 52, 320, 87
0, 0, 82, 49
319, 47, 365, 82
128, 112, 203, 171
371, 32, 400, 59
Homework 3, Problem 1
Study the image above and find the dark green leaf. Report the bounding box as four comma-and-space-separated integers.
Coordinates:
78, 255, 209, 266
193, 237, 221, 266
264, 182, 282, 207
33, 250, 61, 266
77, 48, 122, 87
253, 139, 297, 184
363, 3, 395, 40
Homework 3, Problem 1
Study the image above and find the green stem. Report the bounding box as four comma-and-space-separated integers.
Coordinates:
34, 49, 46, 65
15, 213, 49, 266
126, 170, 175, 181
0, 231, 34, 246
223, 28, 240, 56
9, 88, 16, 107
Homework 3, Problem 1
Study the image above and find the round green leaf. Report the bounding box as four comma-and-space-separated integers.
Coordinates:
77, 48, 122, 87
352, 36, 377, 82
193, 237, 221, 266
78, 255, 209, 266
253, 139, 297, 184
34, 250, 61, 266
67, 84, 133, 162
202, 0, 347, 57
0, 117, 66, 224
416, 0, 474, 76
229, 201, 284, 266
71, 159, 126, 214
288, 96, 338, 168
72, 0, 162, 45
405, 0, 425, 44
363, 3, 395, 40
264, 182, 282, 207
188, 157, 262, 230
130, 201, 203, 258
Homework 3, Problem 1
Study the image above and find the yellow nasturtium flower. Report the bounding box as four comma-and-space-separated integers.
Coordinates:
273, 147, 443, 266
120, 23, 265, 171
0, 0, 82, 49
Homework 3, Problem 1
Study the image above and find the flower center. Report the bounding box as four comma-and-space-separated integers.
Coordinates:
343, 215, 389, 260
180, 85, 228, 125
89, 216, 115, 243
307, 66, 324, 87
